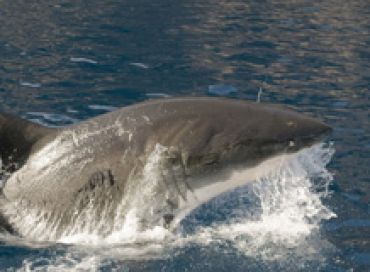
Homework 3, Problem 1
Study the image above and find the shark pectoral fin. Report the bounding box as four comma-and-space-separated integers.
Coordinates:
0, 113, 55, 168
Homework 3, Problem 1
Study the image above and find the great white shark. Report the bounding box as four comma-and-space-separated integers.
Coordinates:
0, 97, 331, 239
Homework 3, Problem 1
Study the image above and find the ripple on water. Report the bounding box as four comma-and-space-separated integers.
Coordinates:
25, 112, 79, 126
20, 82, 41, 88
325, 219, 370, 231
88, 105, 118, 112
70, 57, 98, 64
208, 84, 238, 96
129, 62, 150, 69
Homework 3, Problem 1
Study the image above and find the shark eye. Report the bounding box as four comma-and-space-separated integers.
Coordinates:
202, 153, 219, 166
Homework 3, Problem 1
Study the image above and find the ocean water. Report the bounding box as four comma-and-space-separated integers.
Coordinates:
0, 0, 369, 271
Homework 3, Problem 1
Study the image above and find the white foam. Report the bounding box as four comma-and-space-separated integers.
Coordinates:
129, 62, 150, 69
19, 254, 102, 272
20, 82, 41, 88
179, 143, 336, 261
70, 57, 98, 64
26, 112, 78, 124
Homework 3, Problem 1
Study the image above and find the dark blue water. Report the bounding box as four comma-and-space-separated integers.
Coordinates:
0, 0, 369, 271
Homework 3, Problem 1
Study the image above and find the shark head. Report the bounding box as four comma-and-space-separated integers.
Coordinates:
144, 98, 332, 228
184, 102, 331, 173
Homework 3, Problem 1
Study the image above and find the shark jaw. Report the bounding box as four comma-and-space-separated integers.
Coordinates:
166, 149, 301, 230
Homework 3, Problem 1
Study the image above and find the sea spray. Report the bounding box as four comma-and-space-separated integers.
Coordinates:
179, 143, 336, 261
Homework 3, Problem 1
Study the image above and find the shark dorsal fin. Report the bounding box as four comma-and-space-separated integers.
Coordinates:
0, 113, 54, 170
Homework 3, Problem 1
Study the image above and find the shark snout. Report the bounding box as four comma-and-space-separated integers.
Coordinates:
316, 121, 332, 136
286, 115, 332, 149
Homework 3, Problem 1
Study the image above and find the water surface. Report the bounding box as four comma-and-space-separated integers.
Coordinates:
0, 0, 369, 271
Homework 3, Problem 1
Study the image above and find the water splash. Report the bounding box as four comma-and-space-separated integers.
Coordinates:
179, 143, 336, 261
